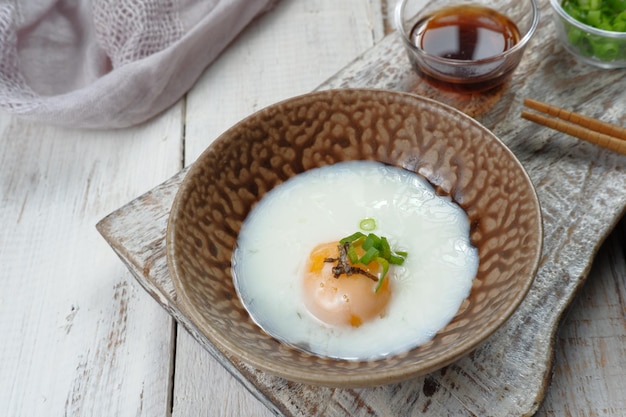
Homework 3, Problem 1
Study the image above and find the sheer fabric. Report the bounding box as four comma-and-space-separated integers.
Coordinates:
0, 0, 278, 128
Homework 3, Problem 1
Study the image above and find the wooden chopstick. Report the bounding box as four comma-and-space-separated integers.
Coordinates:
524, 98, 626, 140
521, 98, 626, 156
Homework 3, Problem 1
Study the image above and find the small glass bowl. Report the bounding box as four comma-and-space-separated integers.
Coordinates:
395, 0, 539, 93
549, 0, 626, 69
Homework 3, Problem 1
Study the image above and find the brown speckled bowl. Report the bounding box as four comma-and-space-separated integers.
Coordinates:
166, 88, 542, 387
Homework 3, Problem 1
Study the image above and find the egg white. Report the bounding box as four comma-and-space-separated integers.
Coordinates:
232, 160, 478, 360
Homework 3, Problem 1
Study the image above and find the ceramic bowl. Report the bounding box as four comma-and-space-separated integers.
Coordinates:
395, 0, 539, 93
549, 0, 626, 68
166, 88, 542, 387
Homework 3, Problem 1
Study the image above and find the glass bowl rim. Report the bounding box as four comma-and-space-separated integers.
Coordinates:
394, 0, 540, 67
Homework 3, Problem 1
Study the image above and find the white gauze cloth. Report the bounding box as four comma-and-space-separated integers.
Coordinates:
0, 0, 279, 129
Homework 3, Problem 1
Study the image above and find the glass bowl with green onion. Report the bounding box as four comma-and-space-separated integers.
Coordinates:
549, 0, 626, 68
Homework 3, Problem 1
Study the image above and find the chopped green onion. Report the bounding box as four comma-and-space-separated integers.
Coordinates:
359, 246, 380, 264
336, 219, 408, 291
561, 0, 626, 61
347, 244, 360, 264
587, 9, 603, 26
362, 233, 381, 251
375, 257, 390, 293
388, 253, 406, 265
359, 218, 377, 231
591, 38, 620, 59
614, 19, 626, 31
339, 231, 365, 244
561, 0, 626, 30
380, 236, 391, 259
608, 0, 626, 12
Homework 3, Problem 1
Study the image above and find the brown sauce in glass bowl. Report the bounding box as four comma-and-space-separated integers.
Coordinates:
410, 5, 521, 92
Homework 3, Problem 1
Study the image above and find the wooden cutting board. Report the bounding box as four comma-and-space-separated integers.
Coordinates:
97, 1, 626, 415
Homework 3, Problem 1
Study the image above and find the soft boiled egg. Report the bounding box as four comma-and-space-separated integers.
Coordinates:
232, 160, 478, 361
302, 241, 392, 328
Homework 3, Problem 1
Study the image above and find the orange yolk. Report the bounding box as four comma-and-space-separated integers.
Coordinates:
302, 242, 391, 327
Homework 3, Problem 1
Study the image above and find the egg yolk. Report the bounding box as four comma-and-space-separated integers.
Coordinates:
302, 242, 391, 327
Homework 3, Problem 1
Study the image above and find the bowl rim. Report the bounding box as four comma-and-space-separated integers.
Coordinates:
394, 0, 540, 67
166, 88, 544, 387
549, 0, 626, 38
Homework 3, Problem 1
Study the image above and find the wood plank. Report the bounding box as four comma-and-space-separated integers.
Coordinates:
0, 104, 183, 416
536, 217, 626, 416
174, 1, 387, 415
183, 0, 386, 162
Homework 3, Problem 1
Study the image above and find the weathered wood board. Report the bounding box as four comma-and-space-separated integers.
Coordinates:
0, 104, 183, 417
97, 0, 626, 415
537, 217, 626, 417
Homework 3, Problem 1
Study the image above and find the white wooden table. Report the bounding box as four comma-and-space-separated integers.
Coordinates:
1, 1, 624, 416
